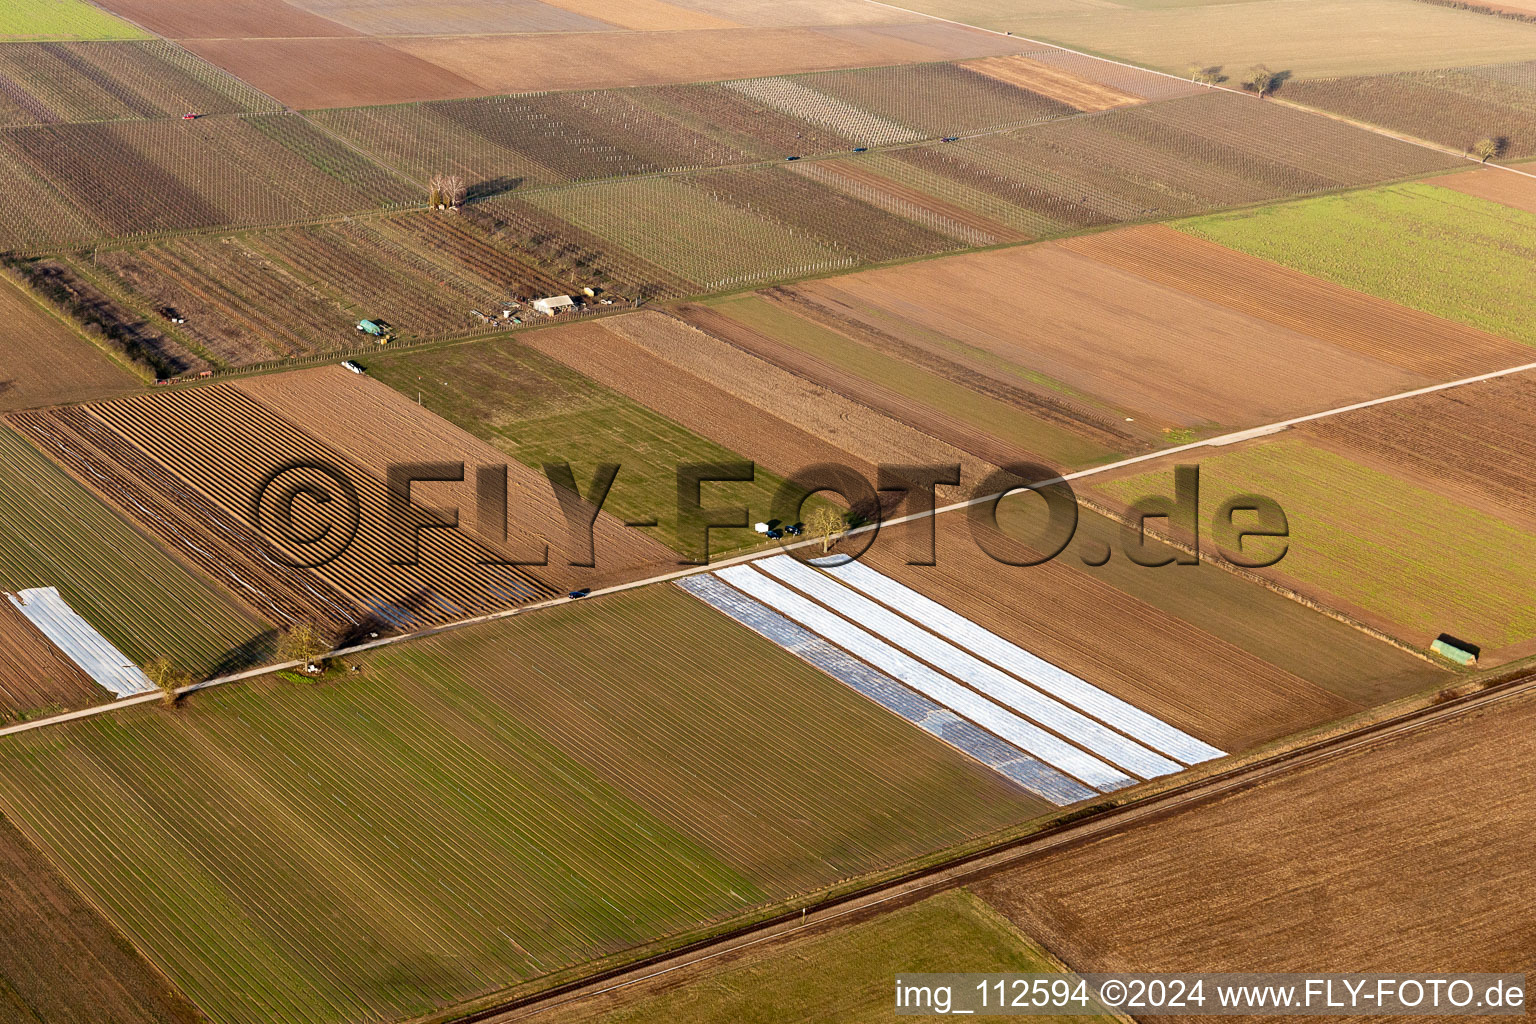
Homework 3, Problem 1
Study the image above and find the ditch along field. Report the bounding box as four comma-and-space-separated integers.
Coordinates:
1179, 183, 1536, 346
975, 688, 1536, 988
0, 424, 269, 678
0, 812, 204, 1024
854, 511, 1440, 754
362, 329, 815, 562
901, 0, 1536, 75
0, 40, 279, 126
1092, 423, 1536, 663
0, 272, 138, 410
11, 367, 675, 639
538, 889, 1105, 1024
41, 212, 583, 373
1282, 60, 1536, 158
0, 585, 1045, 1024
0, 114, 418, 249
735, 223, 1524, 446
0, 600, 109, 721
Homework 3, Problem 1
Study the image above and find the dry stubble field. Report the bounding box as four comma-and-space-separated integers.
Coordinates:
975, 690, 1536, 992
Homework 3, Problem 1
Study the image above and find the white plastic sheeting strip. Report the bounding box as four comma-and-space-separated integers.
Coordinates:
823, 559, 1226, 765
758, 556, 1179, 780
7, 588, 155, 698
678, 574, 1097, 805
715, 564, 1133, 792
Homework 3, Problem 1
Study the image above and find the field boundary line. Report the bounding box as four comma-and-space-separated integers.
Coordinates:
4, 357, 1535, 741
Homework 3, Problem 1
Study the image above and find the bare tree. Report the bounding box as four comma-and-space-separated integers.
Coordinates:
1188, 63, 1223, 85
428, 173, 467, 211
276, 623, 334, 675
804, 506, 847, 554
144, 656, 191, 707
1471, 136, 1503, 162
1242, 64, 1276, 98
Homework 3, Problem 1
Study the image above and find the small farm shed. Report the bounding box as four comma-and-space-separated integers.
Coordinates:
532, 295, 575, 317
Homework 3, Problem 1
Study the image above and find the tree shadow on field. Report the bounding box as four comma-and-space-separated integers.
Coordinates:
465, 176, 524, 203
1269, 69, 1294, 94
0, 380, 14, 400
206, 629, 280, 679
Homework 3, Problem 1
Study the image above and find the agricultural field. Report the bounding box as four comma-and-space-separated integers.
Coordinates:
13, 368, 680, 638
362, 329, 809, 562
0, 424, 270, 678
0, 585, 1042, 1024
0, 272, 139, 410
0, 0, 147, 39
1095, 435, 1536, 658
1283, 60, 1536, 158
976, 688, 1536, 983
1178, 183, 1536, 346
898, 0, 1536, 76
0, 812, 205, 1024
0, 114, 418, 245
1436, 163, 1536, 213
58, 213, 579, 372
0, 40, 279, 126
540, 889, 1108, 1024
761, 232, 1465, 440
962, 53, 1149, 111
677, 296, 1126, 469
855, 510, 1436, 751
0, 600, 109, 721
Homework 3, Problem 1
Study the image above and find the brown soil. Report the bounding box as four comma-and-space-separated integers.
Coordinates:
91, 0, 357, 38
0, 601, 108, 719
1432, 165, 1536, 214
0, 275, 137, 413
392, 24, 1024, 96
974, 691, 1536, 987
593, 311, 994, 484
1062, 224, 1527, 381
0, 812, 206, 1024
539, 0, 740, 30
182, 38, 483, 108
1298, 373, 1536, 532
806, 242, 1433, 430
235, 365, 673, 582
862, 515, 1356, 753
522, 320, 882, 484
798, 158, 1029, 245
963, 55, 1144, 112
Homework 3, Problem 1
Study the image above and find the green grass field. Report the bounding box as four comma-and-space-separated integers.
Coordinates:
0, 425, 269, 678
1096, 438, 1536, 651
900, 0, 1536, 75
0, 0, 146, 39
1178, 184, 1536, 346
0, 586, 1041, 1024
709, 295, 1120, 468
538, 889, 1108, 1024
365, 337, 812, 561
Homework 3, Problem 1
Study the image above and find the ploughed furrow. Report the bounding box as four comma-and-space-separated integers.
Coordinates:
8, 408, 362, 633
88, 386, 557, 630
793, 160, 1023, 247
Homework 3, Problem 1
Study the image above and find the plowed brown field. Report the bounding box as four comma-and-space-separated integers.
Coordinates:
975, 690, 1536, 988
1433, 165, 1536, 215
962, 54, 1143, 111
1060, 224, 1527, 380
182, 38, 483, 107
541, 0, 738, 29
90, 0, 357, 37
1299, 373, 1536, 531
0, 601, 107, 719
799, 241, 1436, 430
0, 276, 136, 413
